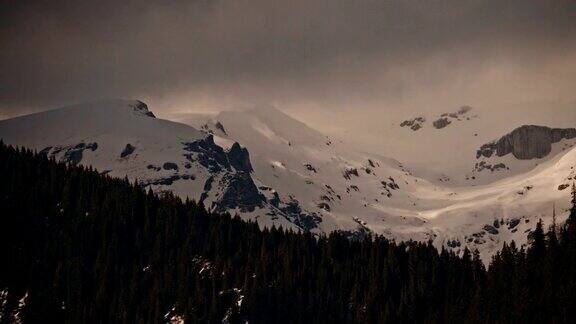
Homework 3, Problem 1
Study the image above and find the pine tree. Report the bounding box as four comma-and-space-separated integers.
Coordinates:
568, 183, 576, 236
3, 142, 576, 323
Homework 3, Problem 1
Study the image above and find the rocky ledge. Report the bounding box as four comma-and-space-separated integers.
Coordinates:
477, 125, 576, 160
131, 100, 156, 118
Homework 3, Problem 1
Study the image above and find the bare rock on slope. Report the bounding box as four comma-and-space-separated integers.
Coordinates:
477, 125, 576, 160
433, 117, 452, 129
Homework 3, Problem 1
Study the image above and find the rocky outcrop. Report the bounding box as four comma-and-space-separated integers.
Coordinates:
399, 106, 475, 131
278, 199, 322, 230
483, 224, 499, 235
400, 117, 425, 131
508, 218, 520, 230
131, 101, 156, 118
120, 144, 136, 158
433, 117, 451, 129
442, 106, 472, 119
380, 177, 399, 197
434, 106, 475, 129
183, 136, 256, 174
182, 136, 230, 173
199, 176, 215, 203
343, 168, 359, 180
216, 172, 265, 213
303, 163, 317, 173
147, 164, 161, 171
45, 142, 98, 165
227, 142, 253, 173
317, 202, 331, 211
200, 121, 227, 136
477, 125, 576, 160
214, 121, 227, 135
162, 162, 179, 171
474, 161, 508, 172
181, 136, 271, 215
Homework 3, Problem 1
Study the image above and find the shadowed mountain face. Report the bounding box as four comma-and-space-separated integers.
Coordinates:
478, 125, 576, 160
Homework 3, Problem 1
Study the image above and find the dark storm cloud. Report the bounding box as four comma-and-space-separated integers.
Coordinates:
1, 0, 575, 116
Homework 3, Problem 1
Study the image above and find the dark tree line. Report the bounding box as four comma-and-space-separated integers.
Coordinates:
1, 141, 576, 323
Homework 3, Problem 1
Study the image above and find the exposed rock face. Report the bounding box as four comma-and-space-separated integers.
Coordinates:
214, 121, 227, 135
131, 101, 156, 118
227, 142, 253, 173
400, 106, 474, 131
43, 142, 98, 165
182, 136, 230, 173
380, 177, 400, 197
442, 106, 472, 119
181, 136, 275, 214
303, 163, 317, 173
278, 199, 322, 230
483, 224, 499, 235
317, 202, 331, 211
343, 168, 359, 180
183, 136, 255, 174
216, 172, 265, 212
147, 164, 161, 171
163, 162, 179, 171
199, 176, 215, 202
400, 117, 425, 131
120, 143, 136, 158
203, 176, 215, 192
433, 117, 451, 129
474, 161, 508, 172
477, 125, 576, 160
508, 219, 520, 230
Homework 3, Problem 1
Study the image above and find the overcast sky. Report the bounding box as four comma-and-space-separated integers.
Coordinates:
1, 0, 576, 122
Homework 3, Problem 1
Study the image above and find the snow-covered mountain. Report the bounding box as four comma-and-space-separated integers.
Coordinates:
361, 105, 576, 188
1, 99, 575, 262
176, 105, 576, 261
186, 107, 443, 241
0, 99, 309, 231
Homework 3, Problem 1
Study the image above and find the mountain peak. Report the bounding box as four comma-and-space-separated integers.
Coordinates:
130, 100, 156, 118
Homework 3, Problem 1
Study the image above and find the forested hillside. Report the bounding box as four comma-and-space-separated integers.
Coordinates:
1, 142, 576, 323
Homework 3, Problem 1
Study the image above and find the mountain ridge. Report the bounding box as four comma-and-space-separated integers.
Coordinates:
1, 99, 575, 261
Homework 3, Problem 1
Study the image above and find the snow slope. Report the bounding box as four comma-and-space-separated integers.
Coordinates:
315, 105, 576, 188
0, 100, 302, 231
1, 100, 575, 261
199, 107, 446, 238
185, 106, 576, 261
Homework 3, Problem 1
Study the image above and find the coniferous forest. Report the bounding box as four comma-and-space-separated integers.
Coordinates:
2, 141, 576, 324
